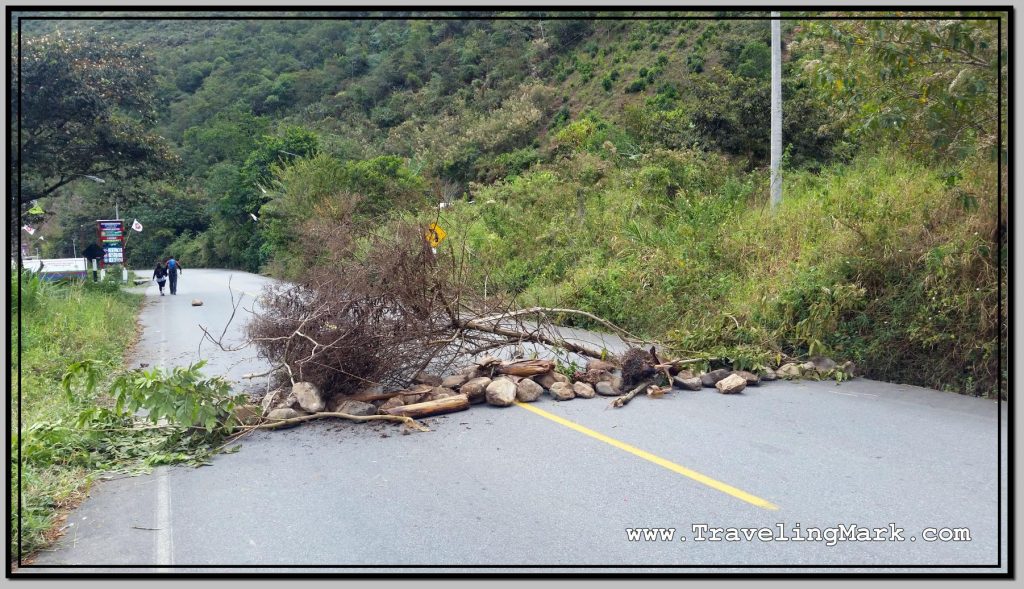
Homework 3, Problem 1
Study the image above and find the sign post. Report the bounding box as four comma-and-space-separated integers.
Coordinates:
83, 243, 103, 282
97, 219, 125, 268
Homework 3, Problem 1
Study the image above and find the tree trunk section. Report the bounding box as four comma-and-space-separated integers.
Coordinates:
384, 394, 470, 418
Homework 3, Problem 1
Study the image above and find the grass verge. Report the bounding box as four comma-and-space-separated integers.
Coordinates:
11, 273, 143, 557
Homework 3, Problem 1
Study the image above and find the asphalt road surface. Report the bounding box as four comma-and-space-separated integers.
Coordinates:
24, 269, 1008, 574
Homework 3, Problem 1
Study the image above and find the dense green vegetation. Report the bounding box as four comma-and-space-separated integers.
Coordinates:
440, 149, 1002, 394
15, 12, 1006, 402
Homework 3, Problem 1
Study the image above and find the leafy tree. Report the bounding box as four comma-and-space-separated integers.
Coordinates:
206, 127, 319, 271
735, 41, 771, 79
181, 109, 269, 176
685, 64, 844, 168
798, 15, 1006, 159
240, 127, 319, 189
11, 32, 178, 206
123, 185, 209, 267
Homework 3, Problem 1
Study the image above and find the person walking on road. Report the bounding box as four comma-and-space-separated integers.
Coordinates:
153, 260, 168, 296
166, 256, 183, 295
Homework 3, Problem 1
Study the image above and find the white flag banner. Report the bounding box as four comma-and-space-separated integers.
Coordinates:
22, 225, 35, 235
131, 219, 143, 232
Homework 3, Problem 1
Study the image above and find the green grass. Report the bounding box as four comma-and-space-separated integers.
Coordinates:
11, 274, 142, 557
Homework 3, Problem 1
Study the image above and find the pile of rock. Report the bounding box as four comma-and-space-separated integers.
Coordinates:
776, 357, 856, 381
384, 356, 626, 409
254, 355, 858, 423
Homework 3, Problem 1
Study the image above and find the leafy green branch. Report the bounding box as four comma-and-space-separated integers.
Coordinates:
62, 359, 246, 433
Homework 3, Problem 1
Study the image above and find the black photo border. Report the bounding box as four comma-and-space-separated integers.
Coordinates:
5, 4, 1013, 579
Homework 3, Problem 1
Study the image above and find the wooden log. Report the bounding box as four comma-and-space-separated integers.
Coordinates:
497, 359, 556, 377
384, 393, 470, 418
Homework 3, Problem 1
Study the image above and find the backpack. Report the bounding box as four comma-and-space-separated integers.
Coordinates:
168, 259, 176, 271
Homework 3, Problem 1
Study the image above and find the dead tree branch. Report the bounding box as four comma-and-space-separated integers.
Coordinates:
610, 379, 655, 408
244, 411, 429, 432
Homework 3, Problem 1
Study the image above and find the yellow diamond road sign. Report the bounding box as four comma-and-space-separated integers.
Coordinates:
426, 223, 447, 247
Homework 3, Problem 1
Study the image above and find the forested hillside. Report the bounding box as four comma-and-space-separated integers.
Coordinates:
14, 11, 1007, 397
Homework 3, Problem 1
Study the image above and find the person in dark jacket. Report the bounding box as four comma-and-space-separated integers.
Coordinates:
166, 256, 183, 295
153, 260, 168, 296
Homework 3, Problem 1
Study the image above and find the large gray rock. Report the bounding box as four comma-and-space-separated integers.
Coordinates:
486, 377, 517, 407
460, 377, 492, 404
532, 370, 573, 389
810, 356, 837, 374
332, 400, 377, 416
533, 372, 558, 389
736, 370, 760, 386
266, 407, 304, 423
572, 382, 596, 399
700, 369, 732, 388
516, 379, 544, 402
715, 373, 747, 394
595, 381, 619, 396
673, 375, 702, 391
292, 382, 325, 413
549, 382, 575, 401
800, 361, 818, 377
260, 388, 289, 415
378, 396, 405, 412
777, 363, 801, 379
759, 367, 778, 381
441, 373, 470, 389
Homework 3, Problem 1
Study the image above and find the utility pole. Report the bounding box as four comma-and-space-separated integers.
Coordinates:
770, 11, 783, 209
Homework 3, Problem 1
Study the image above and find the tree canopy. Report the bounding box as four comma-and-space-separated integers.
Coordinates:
12, 32, 178, 206
797, 17, 1005, 160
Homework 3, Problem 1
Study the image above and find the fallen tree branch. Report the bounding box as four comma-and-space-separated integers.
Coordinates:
384, 394, 469, 418
242, 411, 429, 431
610, 379, 655, 408
469, 306, 646, 344
458, 317, 610, 359
241, 365, 288, 379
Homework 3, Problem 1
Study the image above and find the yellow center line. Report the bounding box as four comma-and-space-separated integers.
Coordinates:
515, 401, 780, 511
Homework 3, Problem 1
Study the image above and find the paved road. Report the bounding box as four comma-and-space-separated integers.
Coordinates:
25, 270, 1008, 574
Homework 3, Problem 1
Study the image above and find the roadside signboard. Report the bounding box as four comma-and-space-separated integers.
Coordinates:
426, 222, 447, 247
23, 257, 87, 280
97, 219, 124, 266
